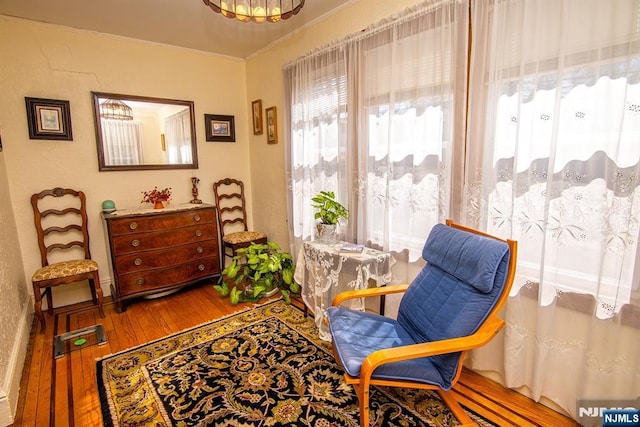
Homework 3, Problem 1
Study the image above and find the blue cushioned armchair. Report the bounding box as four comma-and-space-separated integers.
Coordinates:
327, 220, 517, 426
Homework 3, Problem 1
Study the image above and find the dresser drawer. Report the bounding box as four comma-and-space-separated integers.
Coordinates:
117, 257, 219, 295
109, 208, 215, 235
114, 240, 218, 274
111, 224, 217, 254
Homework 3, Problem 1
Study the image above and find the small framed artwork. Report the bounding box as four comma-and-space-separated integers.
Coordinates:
25, 97, 73, 140
265, 106, 278, 144
205, 114, 235, 142
252, 99, 263, 135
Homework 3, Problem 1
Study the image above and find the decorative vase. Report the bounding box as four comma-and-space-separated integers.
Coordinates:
101, 199, 116, 213
154, 201, 164, 209
316, 223, 338, 243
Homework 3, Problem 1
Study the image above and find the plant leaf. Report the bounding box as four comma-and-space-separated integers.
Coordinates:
253, 284, 266, 298
213, 282, 229, 297
281, 289, 291, 304
230, 287, 241, 305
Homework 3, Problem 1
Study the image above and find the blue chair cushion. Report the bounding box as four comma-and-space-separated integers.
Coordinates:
326, 306, 452, 389
421, 223, 509, 293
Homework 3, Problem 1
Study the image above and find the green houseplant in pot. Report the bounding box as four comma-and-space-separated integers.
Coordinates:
214, 241, 301, 305
311, 191, 349, 243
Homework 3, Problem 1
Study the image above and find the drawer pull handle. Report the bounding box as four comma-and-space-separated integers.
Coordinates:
136, 278, 144, 286
194, 214, 201, 222
196, 246, 204, 254
129, 222, 138, 230
195, 230, 202, 237
134, 258, 142, 266
132, 239, 140, 247
198, 264, 206, 271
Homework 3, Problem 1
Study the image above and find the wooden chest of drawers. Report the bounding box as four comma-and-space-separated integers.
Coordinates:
102, 205, 220, 312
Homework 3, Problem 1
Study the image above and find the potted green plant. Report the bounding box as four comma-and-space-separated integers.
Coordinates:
311, 191, 349, 243
214, 241, 301, 305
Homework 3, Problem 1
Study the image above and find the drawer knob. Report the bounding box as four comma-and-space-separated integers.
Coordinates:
198, 264, 206, 271
132, 239, 140, 247
136, 278, 144, 286
129, 222, 138, 230
194, 214, 201, 222
196, 246, 204, 254
195, 230, 202, 237
134, 258, 142, 266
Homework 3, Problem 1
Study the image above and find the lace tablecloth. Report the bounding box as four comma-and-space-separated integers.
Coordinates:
294, 241, 395, 341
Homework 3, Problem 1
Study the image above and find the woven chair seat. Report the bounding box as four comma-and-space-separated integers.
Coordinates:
223, 231, 267, 245
32, 259, 99, 282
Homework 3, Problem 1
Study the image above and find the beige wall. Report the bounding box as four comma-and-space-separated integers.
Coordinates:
246, 0, 425, 252
0, 152, 29, 425
0, 16, 255, 306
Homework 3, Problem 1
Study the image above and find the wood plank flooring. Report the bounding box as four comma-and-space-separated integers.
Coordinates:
11, 282, 578, 426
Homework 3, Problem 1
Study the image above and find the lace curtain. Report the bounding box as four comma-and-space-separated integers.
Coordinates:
100, 118, 144, 165
283, 0, 469, 265
164, 109, 193, 164
284, 0, 640, 420
463, 0, 640, 419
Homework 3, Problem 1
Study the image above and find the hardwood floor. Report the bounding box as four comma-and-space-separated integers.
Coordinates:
12, 282, 578, 426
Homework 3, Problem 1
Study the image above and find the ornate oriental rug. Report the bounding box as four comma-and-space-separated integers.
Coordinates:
97, 300, 493, 426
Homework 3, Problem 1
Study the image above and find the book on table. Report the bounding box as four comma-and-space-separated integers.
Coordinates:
339, 243, 365, 256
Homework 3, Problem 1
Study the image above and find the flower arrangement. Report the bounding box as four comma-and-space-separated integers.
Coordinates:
141, 187, 172, 204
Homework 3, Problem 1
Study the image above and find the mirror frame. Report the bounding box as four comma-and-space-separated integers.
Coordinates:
92, 92, 199, 171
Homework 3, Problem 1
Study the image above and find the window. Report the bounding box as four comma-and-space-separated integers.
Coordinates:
466, 0, 640, 313
285, 1, 468, 261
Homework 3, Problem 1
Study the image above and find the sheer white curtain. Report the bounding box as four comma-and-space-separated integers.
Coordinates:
165, 109, 193, 164
464, 0, 640, 418
284, 48, 348, 252
284, 0, 469, 264
100, 118, 144, 165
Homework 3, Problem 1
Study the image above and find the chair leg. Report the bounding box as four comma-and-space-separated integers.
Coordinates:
89, 277, 98, 304
436, 389, 477, 426
32, 282, 46, 333
91, 271, 105, 318
46, 286, 54, 314
355, 384, 371, 427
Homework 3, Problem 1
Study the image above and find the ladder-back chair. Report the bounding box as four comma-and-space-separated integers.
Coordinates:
213, 178, 267, 266
31, 188, 104, 332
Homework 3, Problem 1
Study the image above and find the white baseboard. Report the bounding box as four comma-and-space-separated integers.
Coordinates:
0, 299, 33, 426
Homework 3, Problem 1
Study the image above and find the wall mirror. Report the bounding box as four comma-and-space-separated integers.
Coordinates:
92, 92, 198, 171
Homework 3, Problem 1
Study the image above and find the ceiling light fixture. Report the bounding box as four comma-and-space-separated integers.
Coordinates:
100, 99, 134, 121
202, 0, 305, 23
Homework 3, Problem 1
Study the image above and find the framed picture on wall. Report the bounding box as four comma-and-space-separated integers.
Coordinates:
252, 99, 263, 135
265, 106, 277, 144
205, 114, 235, 142
25, 97, 73, 140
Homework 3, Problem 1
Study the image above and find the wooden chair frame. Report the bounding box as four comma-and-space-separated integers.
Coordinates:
213, 178, 267, 266
31, 188, 104, 332
329, 220, 518, 426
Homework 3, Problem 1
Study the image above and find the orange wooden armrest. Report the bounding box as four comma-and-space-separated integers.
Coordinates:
360, 316, 506, 379
331, 284, 410, 307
